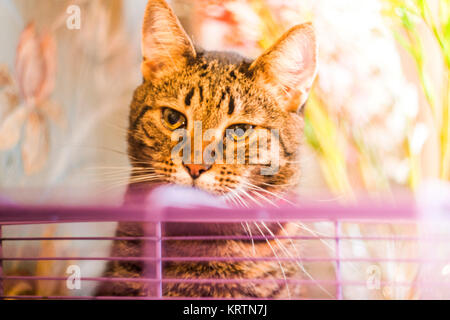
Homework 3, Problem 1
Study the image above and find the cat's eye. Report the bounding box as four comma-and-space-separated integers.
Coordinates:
162, 108, 187, 130
226, 124, 254, 142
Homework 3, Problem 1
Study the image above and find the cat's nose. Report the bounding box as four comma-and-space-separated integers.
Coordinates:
183, 163, 212, 179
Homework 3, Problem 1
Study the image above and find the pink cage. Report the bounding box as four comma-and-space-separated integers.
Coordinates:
1, 196, 450, 300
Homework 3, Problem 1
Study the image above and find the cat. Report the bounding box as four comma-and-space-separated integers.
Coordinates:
96, 0, 318, 298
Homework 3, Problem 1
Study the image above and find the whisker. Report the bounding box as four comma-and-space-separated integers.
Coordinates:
253, 222, 291, 299
223, 192, 240, 208
104, 122, 131, 135
261, 182, 296, 188
225, 187, 249, 208
234, 190, 260, 256
238, 188, 262, 207
292, 222, 333, 239
244, 221, 256, 256
250, 190, 278, 207
98, 174, 164, 194
82, 167, 158, 185
83, 168, 155, 176
241, 181, 295, 205
274, 222, 334, 298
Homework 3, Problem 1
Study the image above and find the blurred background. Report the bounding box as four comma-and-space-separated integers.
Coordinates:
0, 0, 448, 204
0, 0, 448, 299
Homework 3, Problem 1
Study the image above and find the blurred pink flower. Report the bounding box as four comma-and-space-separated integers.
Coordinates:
15, 23, 56, 106
0, 65, 11, 87
0, 23, 62, 175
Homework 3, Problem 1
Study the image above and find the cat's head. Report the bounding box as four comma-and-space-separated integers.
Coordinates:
127, 0, 317, 206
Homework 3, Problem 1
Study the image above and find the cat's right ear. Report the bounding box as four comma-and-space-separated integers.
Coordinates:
249, 23, 318, 113
141, 0, 196, 81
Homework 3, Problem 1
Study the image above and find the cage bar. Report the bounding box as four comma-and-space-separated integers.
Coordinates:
0, 224, 3, 298
334, 220, 342, 300
155, 221, 162, 298
0, 201, 448, 300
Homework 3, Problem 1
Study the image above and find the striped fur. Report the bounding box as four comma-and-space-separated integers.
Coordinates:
97, 0, 318, 298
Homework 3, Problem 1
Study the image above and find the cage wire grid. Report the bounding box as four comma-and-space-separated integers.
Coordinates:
0, 201, 449, 300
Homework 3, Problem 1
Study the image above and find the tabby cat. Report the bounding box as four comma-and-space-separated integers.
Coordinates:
96, 0, 318, 298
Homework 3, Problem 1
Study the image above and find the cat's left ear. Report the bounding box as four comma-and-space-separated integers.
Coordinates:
250, 23, 318, 113
141, 0, 196, 81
